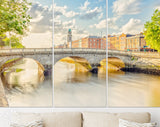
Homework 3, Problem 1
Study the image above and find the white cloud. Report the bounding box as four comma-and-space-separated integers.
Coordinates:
90, 19, 106, 29
62, 19, 76, 28
112, 0, 141, 16
21, 2, 52, 48
54, 2, 104, 44
54, 4, 79, 18
30, 13, 43, 23
54, 18, 89, 44
155, 5, 160, 10
80, 7, 102, 20
98, 13, 103, 19
22, 32, 52, 48
121, 18, 144, 34
80, 0, 90, 11
54, 34, 66, 45
29, 2, 52, 33
108, 17, 119, 30
65, 11, 79, 18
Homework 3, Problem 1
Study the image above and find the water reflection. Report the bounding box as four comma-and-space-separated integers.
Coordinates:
108, 64, 160, 107
66, 72, 92, 83
0, 58, 52, 107
54, 61, 106, 107
6, 76, 52, 107
1, 58, 44, 92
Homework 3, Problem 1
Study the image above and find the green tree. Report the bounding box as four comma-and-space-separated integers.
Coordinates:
3, 35, 25, 48
0, 34, 6, 47
0, 0, 31, 48
144, 9, 160, 52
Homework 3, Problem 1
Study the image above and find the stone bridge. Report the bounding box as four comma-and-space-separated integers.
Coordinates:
54, 48, 106, 67
0, 48, 160, 70
0, 48, 106, 69
0, 48, 52, 70
1, 48, 159, 69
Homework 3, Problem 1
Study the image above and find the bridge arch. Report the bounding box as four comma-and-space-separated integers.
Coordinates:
0, 48, 106, 70
108, 57, 125, 72
99, 58, 106, 67
0, 57, 45, 75
54, 56, 92, 71
0, 55, 52, 71
54, 53, 106, 68
0, 57, 46, 93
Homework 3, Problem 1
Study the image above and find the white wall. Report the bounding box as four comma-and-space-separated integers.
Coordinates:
1, 108, 160, 127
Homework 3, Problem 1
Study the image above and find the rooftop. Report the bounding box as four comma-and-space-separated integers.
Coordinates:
86, 36, 101, 38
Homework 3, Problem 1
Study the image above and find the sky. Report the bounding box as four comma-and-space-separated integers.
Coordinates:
21, 0, 160, 47
54, 0, 107, 45
22, 0, 53, 48
108, 0, 160, 35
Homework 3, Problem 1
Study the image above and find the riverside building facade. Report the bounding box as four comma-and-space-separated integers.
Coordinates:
71, 36, 106, 49
108, 33, 147, 51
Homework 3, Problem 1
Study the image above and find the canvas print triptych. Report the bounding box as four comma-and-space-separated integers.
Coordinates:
0, 0, 160, 108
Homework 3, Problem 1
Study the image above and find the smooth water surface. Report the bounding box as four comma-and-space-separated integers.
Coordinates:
54, 62, 106, 107
108, 72, 160, 107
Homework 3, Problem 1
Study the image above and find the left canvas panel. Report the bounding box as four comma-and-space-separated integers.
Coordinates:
0, 0, 53, 107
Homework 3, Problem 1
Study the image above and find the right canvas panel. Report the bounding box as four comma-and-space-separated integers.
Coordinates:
108, 0, 160, 107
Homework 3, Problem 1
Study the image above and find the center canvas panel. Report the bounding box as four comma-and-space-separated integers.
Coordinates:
54, 0, 107, 107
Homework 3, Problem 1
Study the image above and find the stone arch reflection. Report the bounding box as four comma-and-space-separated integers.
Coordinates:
54, 56, 93, 84
108, 57, 125, 73
0, 57, 45, 93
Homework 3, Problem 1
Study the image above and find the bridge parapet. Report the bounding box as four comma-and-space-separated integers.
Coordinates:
108, 50, 131, 56
108, 50, 160, 58
0, 48, 106, 56
0, 48, 106, 67
0, 48, 52, 56
54, 48, 106, 54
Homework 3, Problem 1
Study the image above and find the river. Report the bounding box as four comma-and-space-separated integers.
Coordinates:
54, 61, 106, 107
108, 71, 160, 107
6, 76, 52, 107
0, 58, 52, 107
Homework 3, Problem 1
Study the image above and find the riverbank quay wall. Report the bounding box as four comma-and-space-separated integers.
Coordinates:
0, 78, 8, 107
108, 50, 160, 75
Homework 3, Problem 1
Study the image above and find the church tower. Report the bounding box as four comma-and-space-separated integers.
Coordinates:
67, 29, 72, 48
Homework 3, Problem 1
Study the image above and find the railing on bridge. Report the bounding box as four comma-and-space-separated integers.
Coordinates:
108, 49, 160, 58
1, 48, 159, 58
0, 48, 106, 55
0, 48, 159, 57
0, 48, 52, 55
54, 48, 106, 52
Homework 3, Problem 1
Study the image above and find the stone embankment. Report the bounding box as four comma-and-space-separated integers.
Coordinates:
122, 57, 160, 75
0, 78, 8, 107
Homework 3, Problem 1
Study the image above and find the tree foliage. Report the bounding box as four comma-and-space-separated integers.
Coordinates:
0, 34, 5, 47
0, 0, 31, 48
3, 35, 25, 48
144, 9, 160, 52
